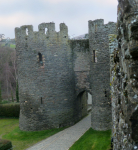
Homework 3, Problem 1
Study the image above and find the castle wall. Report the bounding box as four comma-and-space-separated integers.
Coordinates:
15, 19, 117, 132
109, 34, 118, 149
89, 19, 117, 130
112, 0, 138, 149
14, 1, 138, 148
70, 39, 91, 95
15, 23, 77, 131
70, 39, 91, 120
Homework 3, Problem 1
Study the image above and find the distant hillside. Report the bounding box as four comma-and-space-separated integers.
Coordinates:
0, 38, 15, 49
72, 34, 89, 40
0, 42, 15, 49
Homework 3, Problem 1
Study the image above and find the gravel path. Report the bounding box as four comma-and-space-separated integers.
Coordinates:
26, 113, 91, 150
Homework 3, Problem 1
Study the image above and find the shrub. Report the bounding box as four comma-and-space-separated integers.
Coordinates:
0, 139, 12, 150
0, 103, 20, 118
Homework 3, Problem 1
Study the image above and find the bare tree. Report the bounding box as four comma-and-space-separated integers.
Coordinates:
0, 34, 5, 41
0, 45, 17, 100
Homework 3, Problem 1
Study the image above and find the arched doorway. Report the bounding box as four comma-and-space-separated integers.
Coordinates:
76, 91, 92, 119
87, 92, 92, 112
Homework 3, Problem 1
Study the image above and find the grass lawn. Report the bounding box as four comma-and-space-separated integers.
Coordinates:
10, 44, 16, 49
69, 128, 111, 150
0, 101, 19, 105
0, 43, 15, 49
0, 119, 65, 150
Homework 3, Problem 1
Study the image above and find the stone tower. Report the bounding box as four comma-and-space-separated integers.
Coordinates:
89, 19, 116, 130
15, 22, 78, 131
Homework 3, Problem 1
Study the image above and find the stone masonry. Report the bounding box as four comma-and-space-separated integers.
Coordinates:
15, 19, 116, 131
89, 19, 116, 130
15, 23, 90, 131
111, 0, 138, 149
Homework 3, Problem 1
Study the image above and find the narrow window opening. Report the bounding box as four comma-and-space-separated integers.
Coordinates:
41, 97, 42, 104
95, 26, 97, 32
38, 52, 43, 66
124, 82, 127, 89
105, 89, 107, 97
45, 28, 48, 34
122, 110, 124, 116
26, 28, 28, 35
93, 50, 95, 62
64, 36, 66, 38
118, 95, 121, 104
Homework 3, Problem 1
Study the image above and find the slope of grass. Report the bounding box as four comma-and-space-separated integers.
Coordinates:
69, 128, 111, 150
0, 119, 65, 150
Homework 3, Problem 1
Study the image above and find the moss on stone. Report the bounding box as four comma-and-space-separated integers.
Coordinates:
109, 34, 117, 42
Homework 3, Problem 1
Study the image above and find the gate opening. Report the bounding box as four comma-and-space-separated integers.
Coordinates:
77, 91, 92, 119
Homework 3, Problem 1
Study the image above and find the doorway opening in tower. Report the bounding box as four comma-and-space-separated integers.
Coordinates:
77, 91, 92, 119
87, 92, 92, 111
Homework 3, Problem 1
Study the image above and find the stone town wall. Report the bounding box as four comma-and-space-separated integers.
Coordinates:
89, 19, 117, 131
109, 34, 118, 149
111, 0, 138, 149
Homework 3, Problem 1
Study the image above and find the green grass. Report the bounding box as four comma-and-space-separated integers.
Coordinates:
0, 43, 15, 49
0, 100, 10, 104
0, 119, 65, 150
69, 128, 111, 150
10, 44, 16, 49
1, 44, 5, 47
0, 101, 19, 105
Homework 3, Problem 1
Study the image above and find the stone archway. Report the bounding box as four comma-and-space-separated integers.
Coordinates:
87, 92, 92, 112
76, 91, 92, 120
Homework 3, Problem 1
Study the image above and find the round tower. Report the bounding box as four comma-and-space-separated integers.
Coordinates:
15, 22, 76, 131
89, 19, 116, 130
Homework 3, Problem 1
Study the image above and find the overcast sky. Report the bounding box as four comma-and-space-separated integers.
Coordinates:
0, 0, 118, 39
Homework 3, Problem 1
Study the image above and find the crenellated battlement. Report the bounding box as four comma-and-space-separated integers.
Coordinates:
88, 19, 116, 34
38, 22, 55, 33
15, 22, 68, 43
88, 19, 104, 33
